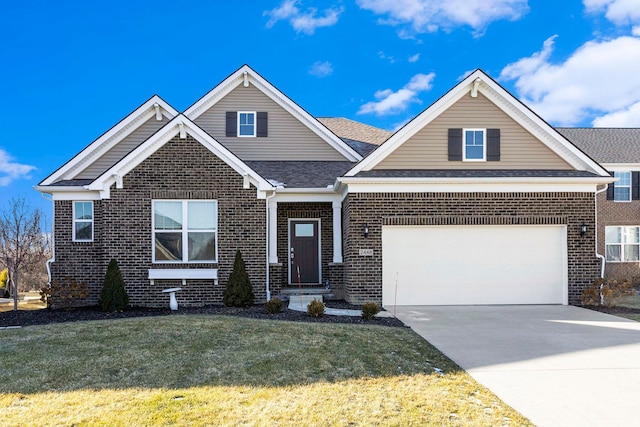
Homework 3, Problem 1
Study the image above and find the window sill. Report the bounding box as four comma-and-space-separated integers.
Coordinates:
148, 269, 218, 280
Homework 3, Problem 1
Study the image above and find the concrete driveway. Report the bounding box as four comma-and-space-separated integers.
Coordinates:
392, 305, 640, 427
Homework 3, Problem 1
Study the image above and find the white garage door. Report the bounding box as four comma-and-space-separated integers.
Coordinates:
382, 225, 567, 306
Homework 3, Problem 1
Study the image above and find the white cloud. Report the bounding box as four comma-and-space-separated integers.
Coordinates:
593, 101, 640, 127
408, 53, 420, 62
264, 0, 344, 35
499, 35, 640, 126
357, 0, 529, 36
583, 0, 640, 26
358, 72, 435, 116
309, 61, 333, 77
0, 149, 36, 187
378, 51, 396, 63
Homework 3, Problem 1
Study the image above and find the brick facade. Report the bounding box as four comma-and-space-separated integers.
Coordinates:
52, 136, 267, 307
343, 191, 600, 305
597, 192, 640, 281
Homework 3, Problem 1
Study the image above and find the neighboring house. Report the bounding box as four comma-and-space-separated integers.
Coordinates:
36, 65, 613, 307
557, 128, 640, 282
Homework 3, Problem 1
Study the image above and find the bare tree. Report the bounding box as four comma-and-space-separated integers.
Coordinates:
0, 197, 46, 311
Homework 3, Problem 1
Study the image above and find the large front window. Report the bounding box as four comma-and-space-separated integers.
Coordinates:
463, 128, 486, 161
153, 200, 217, 263
606, 226, 640, 262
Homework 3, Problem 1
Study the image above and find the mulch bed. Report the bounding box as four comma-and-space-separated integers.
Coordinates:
582, 305, 640, 316
0, 301, 406, 328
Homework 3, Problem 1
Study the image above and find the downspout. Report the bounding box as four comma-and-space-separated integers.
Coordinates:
265, 189, 277, 301
41, 192, 55, 285
595, 185, 608, 278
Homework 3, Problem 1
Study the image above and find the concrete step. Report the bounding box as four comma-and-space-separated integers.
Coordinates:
288, 294, 323, 312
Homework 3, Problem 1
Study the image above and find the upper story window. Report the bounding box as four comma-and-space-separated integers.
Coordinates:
605, 226, 640, 262
238, 111, 256, 137
607, 171, 639, 202
153, 200, 217, 263
226, 111, 268, 138
614, 171, 631, 201
463, 129, 486, 161
73, 201, 93, 242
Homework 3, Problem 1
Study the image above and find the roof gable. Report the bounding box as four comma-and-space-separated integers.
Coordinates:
346, 70, 610, 178
84, 115, 273, 198
184, 65, 362, 162
40, 95, 179, 186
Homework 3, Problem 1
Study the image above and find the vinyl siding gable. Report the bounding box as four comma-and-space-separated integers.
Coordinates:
375, 93, 572, 170
193, 85, 348, 161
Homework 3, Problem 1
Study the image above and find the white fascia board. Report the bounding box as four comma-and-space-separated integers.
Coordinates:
345, 70, 610, 178
33, 186, 102, 201
602, 163, 640, 171
41, 95, 178, 185
88, 115, 274, 198
184, 65, 362, 162
269, 189, 342, 204
339, 176, 614, 194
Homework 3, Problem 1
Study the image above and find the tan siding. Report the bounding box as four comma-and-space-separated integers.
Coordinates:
193, 85, 347, 161
75, 116, 169, 179
375, 93, 571, 170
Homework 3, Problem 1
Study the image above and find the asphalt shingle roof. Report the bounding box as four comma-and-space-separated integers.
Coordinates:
557, 128, 640, 164
318, 117, 392, 146
246, 161, 355, 188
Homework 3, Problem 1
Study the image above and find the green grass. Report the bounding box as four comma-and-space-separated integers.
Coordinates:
615, 291, 640, 321
0, 315, 531, 426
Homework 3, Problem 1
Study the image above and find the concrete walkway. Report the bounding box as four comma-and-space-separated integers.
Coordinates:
392, 305, 640, 427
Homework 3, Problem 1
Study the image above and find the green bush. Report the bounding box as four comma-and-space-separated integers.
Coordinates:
40, 276, 89, 309
361, 302, 381, 320
581, 278, 634, 307
223, 250, 255, 307
99, 259, 129, 312
307, 299, 325, 318
265, 297, 283, 314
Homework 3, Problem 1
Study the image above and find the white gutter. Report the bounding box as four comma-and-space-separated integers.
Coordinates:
41, 192, 55, 286
265, 189, 278, 301
595, 185, 608, 278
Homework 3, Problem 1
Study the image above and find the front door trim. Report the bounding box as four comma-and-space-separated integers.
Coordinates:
288, 218, 321, 285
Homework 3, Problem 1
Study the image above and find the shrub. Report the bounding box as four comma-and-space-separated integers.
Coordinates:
0, 269, 7, 290
223, 250, 255, 307
99, 259, 129, 312
40, 276, 89, 309
581, 278, 634, 307
307, 299, 325, 318
362, 302, 381, 320
265, 297, 283, 314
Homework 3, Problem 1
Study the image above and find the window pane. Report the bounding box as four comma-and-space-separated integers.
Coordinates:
624, 227, 639, 244
623, 245, 639, 262
295, 223, 314, 237
155, 202, 182, 230
614, 187, 630, 201
155, 232, 182, 261
188, 232, 216, 261
605, 227, 621, 244
615, 171, 631, 185
75, 222, 92, 240
74, 202, 92, 220
466, 146, 483, 159
464, 130, 484, 160
606, 245, 621, 262
188, 201, 216, 230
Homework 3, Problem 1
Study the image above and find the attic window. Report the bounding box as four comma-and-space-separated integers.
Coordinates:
463, 129, 485, 161
226, 111, 268, 137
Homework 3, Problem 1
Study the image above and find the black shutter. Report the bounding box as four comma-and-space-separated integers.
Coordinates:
448, 128, 462, 161
633, 172, 640, 200
486, 128, 500, 161
606, 174, 614, 200
225, 112, 237, 137
257, 112, 268, 137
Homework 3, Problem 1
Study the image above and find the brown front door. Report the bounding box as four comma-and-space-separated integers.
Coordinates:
289, 220, 320, 284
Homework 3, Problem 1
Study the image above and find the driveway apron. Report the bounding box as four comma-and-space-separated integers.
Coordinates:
392, 305, 640, 427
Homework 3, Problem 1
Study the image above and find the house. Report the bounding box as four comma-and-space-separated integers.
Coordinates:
557, 128, 640, 282
36, 65, 613, 307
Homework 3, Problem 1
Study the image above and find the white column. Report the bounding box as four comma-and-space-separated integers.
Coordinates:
332, 200, 343, 263
268, 200, 279, 263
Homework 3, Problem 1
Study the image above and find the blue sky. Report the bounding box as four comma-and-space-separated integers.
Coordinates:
2, 0, 640, 223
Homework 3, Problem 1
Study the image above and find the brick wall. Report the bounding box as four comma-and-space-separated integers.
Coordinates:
51, 135, 267, 307
343, 192, 599, 305
597, 192, 640, 280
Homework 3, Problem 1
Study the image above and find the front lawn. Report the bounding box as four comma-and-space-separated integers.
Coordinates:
0, 315, 530, 426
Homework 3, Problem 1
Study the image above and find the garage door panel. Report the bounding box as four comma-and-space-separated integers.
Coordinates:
382, 225, 567, 306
